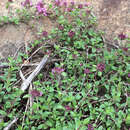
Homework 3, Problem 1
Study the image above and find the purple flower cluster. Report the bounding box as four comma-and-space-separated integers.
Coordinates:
52, 0, 90, 12
97, 63, 105, 72
58, 25, 64, 30
68, 31, 75, 38
128, 73, 130, 78
67, 7, 73, 12
84, 68, 90, 74
8, 0, 13, 2
63, 1, 67, 7
78, 4, 83, 9
122, 47, 128, 52
80, 63, 83, 66
21, 0, 32, 7
52, 67, 64, 74
84, 3, 89, 7
30, 89, 43, 97
36, 0, 47, 16
64, 105, 71, 111
54, 0, 61, 6
71, 1, 75, 6
86, 9, 91, 14
42, 31, 48, 37
118, 33, 127, 40
88, 124, 94, 130
54, 0, 68, 7
72, 54, 77, 59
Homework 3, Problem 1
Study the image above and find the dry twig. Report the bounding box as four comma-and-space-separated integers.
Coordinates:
21, 55, 49, 91
3, 56, 48, 130
3, 117, 18, 130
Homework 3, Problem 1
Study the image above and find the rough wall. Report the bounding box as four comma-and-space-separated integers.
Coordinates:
0, 0, 129, 60
91, 0, 130, 41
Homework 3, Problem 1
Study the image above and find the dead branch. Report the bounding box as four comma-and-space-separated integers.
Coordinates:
21, 55, 49, 91
3, 56, 48, 130
3, 117, 18, 130
19, 70, 26, 81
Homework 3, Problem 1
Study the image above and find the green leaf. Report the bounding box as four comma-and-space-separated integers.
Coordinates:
32, 126, 36, 130
46, 120, 53, 127
127, 97, 130, 107
5, 101, 11, 108
54, 45, 60, 50
83, 118, 90, 125
92, 48, 96, 53
54, 104, 65, 110
98, 71, 102, 76
63, 96, 74, 102
75, 94, 81, 100
125, 114, 130, 126
61, 72, 67, 77
75, 118, 81, 130
23, 94, 30, 98
0, 110, 6, 116
98, 126, 104, 130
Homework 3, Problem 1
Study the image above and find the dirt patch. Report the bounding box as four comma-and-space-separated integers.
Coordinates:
90, 0, 130, 42
0, 23, 35, 60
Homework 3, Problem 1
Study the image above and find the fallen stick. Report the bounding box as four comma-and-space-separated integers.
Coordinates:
3, 56, 48, 130
3, 56, 49, 130
3, 117, 18, 130
19, 70, 26, 81
21, 55, 49, 91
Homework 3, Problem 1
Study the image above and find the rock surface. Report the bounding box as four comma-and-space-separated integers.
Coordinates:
0, 23, 35, 61
91, 0, 130, 41
0, 0, 129, 60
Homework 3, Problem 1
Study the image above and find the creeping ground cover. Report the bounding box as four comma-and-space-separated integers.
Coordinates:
0, 0, 130, 129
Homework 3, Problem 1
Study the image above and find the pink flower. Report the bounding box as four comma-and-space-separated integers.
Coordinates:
80, 63, 83, 66
122, 47, 128, 52
54, 0, 61, 6
84, 68, 90, 74
30, 90, 43, 97
8, 0, 13, 2
52, 67, 64, 74
58, 25, 64, 30
78, 4, 83, 9
72, 54, 77, 59
21, 0, 32, 7
61, 0, 67, 7
36, 1, 47, 16
128, 73, 130, 78
86, 9, 91, 14
118, 33, 127, 40
84, 2, 90, 7
97, 63, 105, 72
63, 2, 67, 7
88, 124, 94, 130
42, 31, 48, 37
68, 31, 75, 38
71, 1, 75, 6
64, 105, 71, 111
67, 7, 73, 12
